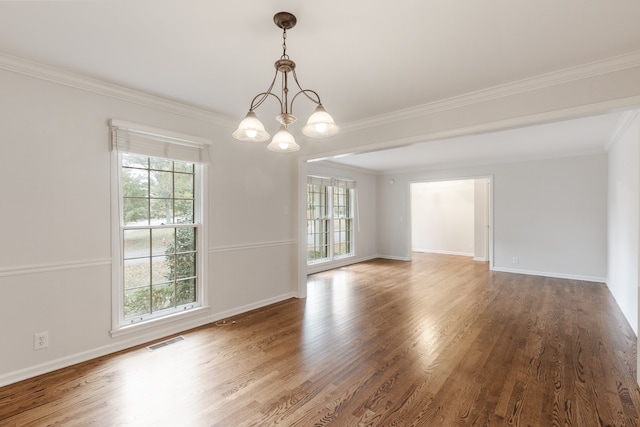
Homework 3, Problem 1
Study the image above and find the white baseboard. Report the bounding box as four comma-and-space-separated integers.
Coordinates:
413, 249, 474, 257
491, 266, 606, 283
0, 292, 297, 388
473, 257, 489, 262
210, 292, 298, 321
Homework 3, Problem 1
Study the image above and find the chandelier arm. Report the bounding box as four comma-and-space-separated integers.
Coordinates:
248, 69, 285, 112
290, 69, 322, 106
290, 89, 322, 113
249, 91, 284, 112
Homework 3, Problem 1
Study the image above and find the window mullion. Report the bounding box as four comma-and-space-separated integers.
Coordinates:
146, 161, 151, 226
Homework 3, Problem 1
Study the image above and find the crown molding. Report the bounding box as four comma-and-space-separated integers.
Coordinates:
605, 109, 640, 152
310, 159, 377, 176
343, 50, 640, 133
0, 52, 235, 128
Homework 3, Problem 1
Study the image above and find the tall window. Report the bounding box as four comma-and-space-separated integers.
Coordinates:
332, 184, 353, 257
110, 120, 209, 330
120, 154, 198, 320
307, 176, 355, 264
307, 181, 329, 262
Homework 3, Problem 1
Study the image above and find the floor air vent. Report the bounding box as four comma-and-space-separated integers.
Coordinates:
146, 336, 185, 351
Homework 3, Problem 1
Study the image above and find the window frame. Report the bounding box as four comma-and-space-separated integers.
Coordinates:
109, 120, 210, 336
331, 184, 354, 259
307, 183, 330, 262
306, 176, 355, 265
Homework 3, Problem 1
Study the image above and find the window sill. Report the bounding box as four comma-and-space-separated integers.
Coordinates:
110, 305, 210, 338
307, 254, 354, 266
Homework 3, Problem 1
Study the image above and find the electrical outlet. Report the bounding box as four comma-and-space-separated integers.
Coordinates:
512, 257, 519, 264
34, 332, 49, 350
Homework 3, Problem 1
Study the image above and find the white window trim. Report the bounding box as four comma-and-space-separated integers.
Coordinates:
307, 176, 356, 265
109, 120, 211, 336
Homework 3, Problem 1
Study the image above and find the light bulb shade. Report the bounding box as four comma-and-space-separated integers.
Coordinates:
232, 111, 270, 142
267, 126, 300, 152
301, 105, 339, 138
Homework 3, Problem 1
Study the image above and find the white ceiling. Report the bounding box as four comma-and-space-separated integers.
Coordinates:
1, 1, 639, 171
325, 111, 628, 172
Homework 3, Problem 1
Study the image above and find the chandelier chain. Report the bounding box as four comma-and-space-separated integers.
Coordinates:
282, 28, 288, 59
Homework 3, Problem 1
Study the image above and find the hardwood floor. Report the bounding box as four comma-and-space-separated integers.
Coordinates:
2, 253, 639, 426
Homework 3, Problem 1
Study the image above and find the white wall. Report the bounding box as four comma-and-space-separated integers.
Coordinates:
306, 162, 378, 274
0, 68, 298, 386
378, 154, 608, 281
607, 111, 640, 336
492, 156, 607, 279
411, 180, 475, 256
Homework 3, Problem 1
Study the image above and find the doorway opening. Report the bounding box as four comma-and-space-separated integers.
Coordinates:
410, 177, 492, 267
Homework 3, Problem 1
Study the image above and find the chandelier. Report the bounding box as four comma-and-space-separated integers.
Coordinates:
232, 12, 339, 152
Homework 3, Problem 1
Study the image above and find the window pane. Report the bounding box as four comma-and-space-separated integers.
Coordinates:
152, 228, 175, 256
152, 283, 174, 312
174, 199, 194, 223
333, 188, 347, 218
150, 170, 173, 198
176, 227, 196, 252
306, 185, 314, 220
149, 158, 173, 171
124, 288, 150, 318
124, 258, 150, 289
333, 217, 343, 256
150, 199, 173, 225
152, 255, 172, 284
174, 173, 194, 199
122, 168, 148, 197
307, 185, 328, 221
123, 198, 149, 225
124, 229, 150, 259
122, 154, 148, 169
174, 161, 194, 173
307, 218, 329, 262
176, 278, 196, 306
175, 253, 196, 279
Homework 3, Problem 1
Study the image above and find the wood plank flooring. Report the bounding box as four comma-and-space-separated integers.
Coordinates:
1, 253, 639, 426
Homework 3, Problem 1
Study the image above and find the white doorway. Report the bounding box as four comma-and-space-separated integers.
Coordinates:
410, 178, 492, 265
